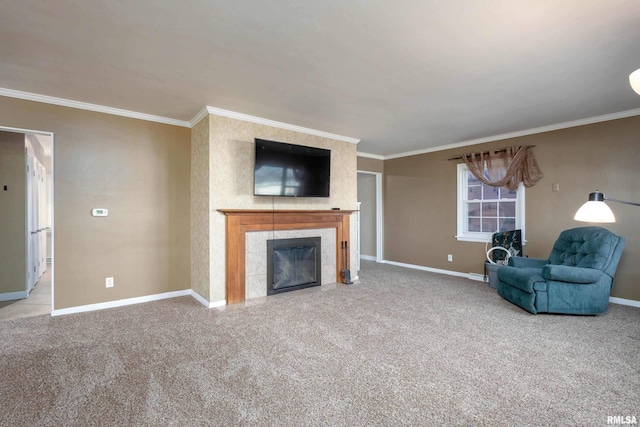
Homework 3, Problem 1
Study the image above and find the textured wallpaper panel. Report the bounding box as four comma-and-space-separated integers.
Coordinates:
190, 117, 210, 300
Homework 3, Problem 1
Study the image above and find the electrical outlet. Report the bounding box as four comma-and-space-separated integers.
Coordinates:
106, 277, 114, 288
447, 254, 453, 262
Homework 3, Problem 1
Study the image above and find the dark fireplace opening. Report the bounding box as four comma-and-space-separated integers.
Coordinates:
267, 237, 321, 295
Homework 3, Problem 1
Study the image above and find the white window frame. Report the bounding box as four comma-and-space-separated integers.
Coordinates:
456, 163, 525, 243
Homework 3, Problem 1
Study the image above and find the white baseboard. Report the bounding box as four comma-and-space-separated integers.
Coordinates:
190, 290, 210, 307
359, 254, 377, 261
0, 290, 29, 302
609, 296, 640, 308
39, 277, 640, 317
468, 273, 487, 282
50, 289, 227, 316
381, 260, 483, 281
191, 290, 226, 308
51, 289, 192, 316
380, 260, 640, 306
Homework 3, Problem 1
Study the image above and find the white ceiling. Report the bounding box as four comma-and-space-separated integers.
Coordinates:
1, 0, 640, 158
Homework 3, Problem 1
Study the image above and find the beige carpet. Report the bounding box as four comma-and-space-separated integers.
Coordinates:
1, 261, 638, 426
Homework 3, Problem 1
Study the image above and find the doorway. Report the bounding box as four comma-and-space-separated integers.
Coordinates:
357, 171, 383, 266
0, 126, 54, 320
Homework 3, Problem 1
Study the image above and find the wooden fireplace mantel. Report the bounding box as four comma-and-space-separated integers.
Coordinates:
219, 209, 356, 304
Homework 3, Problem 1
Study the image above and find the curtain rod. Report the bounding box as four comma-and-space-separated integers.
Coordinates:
447, 145, 535, 161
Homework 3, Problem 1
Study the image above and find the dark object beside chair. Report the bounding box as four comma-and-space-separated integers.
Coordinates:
497, 226, 625, 314
485, 229, 523, 288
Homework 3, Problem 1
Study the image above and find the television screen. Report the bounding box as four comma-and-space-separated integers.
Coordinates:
254, 139, 331, 197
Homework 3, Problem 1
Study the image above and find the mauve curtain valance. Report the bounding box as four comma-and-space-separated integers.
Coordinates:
462, 145, 543, 190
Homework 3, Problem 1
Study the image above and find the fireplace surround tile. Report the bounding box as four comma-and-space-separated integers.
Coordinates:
245, 251, 267, 277
244, 228, 336, 300
246, 273, 267, 299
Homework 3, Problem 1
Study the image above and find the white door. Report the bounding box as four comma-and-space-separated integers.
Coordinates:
356, 202, 361, 272
37, 161, 47, 277
357, 171, 383, 263
26, 151, 37, 292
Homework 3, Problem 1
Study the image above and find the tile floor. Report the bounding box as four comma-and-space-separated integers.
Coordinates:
0, 268, 51, 321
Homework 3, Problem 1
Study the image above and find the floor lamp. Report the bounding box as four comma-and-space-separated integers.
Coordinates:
574, 190, 640, 223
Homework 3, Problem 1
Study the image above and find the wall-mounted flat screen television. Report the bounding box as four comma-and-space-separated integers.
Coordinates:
254, 138, 331, 197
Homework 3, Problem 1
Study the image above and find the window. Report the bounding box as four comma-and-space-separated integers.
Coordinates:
456, 163, 525, 242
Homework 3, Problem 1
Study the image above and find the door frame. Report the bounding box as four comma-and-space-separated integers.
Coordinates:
1, 125, 54, 312
356, 170, 383, 262
26, 150, 36, 292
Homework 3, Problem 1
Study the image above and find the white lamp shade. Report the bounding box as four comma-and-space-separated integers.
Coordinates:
574, 201, 616, 223
630, 68, 640, 95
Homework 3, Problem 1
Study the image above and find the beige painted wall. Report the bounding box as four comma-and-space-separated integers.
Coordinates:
357, 173, 377, 257
384, 115, 640, 302
0, 96, 191, 309
0, 131, 27, 294
193, 114, 358, 303
357, 156, 384, 174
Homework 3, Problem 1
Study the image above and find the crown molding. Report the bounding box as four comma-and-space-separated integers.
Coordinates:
188, 106, 210, 128
6, 86, 636, 154
0, 87, 191, 128
356, 151, 385, 160
382, 107, 640, 160
195, 106, 360, 144
0, 87, 362, 142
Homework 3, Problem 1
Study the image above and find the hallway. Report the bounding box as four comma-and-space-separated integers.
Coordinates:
0, 268, 51, 321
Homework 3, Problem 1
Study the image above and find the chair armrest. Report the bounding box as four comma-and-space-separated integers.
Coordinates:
508, 256, 547, 269
497, 266, 545, 293
542, 265, 603, 284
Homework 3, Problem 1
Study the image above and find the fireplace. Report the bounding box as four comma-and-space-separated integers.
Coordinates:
219, 209, 354, 304
267, 237, 321, 295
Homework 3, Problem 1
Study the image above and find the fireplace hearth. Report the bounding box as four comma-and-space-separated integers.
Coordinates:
267, 237, 321, 295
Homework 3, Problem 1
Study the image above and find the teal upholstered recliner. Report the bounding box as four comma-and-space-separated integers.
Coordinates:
497, 226, 625, 315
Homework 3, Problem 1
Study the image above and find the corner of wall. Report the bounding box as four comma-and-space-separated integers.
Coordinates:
190, 116, 211, 301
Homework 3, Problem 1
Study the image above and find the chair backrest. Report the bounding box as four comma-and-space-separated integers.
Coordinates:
548, 226, 625, 277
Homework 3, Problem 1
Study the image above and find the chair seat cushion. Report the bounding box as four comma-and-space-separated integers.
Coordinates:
497, 266, 545, 293
509, 256, 547, 269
